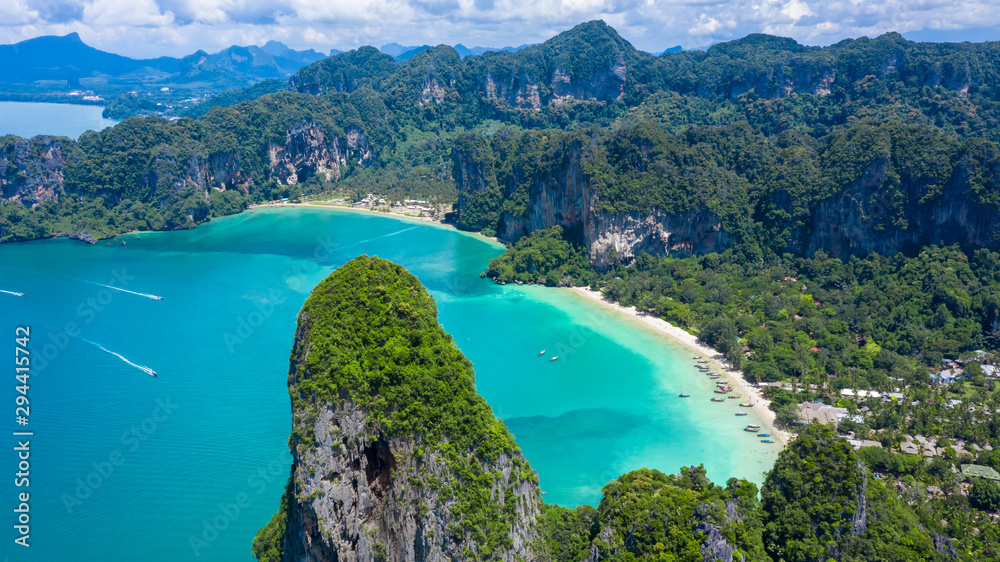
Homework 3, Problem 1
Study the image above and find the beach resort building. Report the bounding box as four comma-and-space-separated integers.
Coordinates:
798, 402, 849, 426
961, 464, 1000, 481
847, 439, 882, 450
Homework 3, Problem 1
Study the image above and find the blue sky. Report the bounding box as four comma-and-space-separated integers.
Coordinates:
1, 0, 999, 58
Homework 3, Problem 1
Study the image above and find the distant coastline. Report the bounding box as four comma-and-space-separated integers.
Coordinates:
0, 94, 106, 107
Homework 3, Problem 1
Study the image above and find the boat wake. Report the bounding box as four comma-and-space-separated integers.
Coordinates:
87, 281, 162, 300
81, 339, 157, 376
0, 289, 24, 297
352, 226, 420, 246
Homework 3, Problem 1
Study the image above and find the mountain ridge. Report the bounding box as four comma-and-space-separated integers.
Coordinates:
0, 33, 326, 87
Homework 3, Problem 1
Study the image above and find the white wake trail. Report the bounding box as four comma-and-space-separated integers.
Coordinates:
352, 226, 420, 246
0, 289, 24, 296
81, 339, 157, 376
87, 281, 162, 300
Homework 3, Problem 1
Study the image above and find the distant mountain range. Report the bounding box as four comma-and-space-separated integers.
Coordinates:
379, 42, 531, 61
0, 32, 327, 88
0, 32, 541, 90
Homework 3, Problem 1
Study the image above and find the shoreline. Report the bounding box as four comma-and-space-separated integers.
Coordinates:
567, 286, 791, 447
246, 201, 505, 248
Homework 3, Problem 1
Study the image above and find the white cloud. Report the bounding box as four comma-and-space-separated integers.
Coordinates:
690, 14, 723, 35
781, 0, 811, 21
1, 0, 1000, 58
83, 0, 173, 26
0, 1, 41, 25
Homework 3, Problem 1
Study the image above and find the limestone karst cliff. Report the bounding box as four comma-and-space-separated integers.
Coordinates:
289, 21, 639, 111
3, 119, 369, 209
451, 127, 737, 269
252, 256, 544, 562
452, 120, 1000, 268
0, 135, 72, 206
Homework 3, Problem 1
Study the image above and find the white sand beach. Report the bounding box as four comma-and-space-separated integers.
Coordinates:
569, 286, 792, 447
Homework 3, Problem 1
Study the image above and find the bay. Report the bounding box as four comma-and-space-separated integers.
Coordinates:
0, 207, 778, 560
0, 101, 119, 139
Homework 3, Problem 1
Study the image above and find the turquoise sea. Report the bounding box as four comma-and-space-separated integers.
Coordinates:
0, 208, 778, 560
0, 101, 119, 139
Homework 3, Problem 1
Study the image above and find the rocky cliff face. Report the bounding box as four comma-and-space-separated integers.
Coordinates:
457, 120, 1000, 266
0, 136, 69, 206
256, 256, 544, 562
549, 52, 627, 106
585, 209, 731, 270
268, 122, 372, 185
455, 139, 732, 269
143, 145, 254, 203
284, 400, 540, 562
801, 154, 1000, 258
481, 71, 542, 110
724, 60, 837, 99
0, 121, 372, 210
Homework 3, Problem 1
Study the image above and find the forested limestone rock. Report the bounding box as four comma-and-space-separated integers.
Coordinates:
254, 256, 544, 562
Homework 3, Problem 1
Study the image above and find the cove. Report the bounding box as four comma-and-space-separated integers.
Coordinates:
0, 207, 778, 561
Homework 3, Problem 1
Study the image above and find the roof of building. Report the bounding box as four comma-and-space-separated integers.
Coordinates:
848, 439, 882, 450
798, 402, 848, 425
961, 464, 1000, 481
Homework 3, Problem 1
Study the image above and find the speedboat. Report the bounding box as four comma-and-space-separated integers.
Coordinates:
150, 370, 157, 377
538, 350, 545, 356
747, 424, 761, 429
678, 393, 691, 398
735, 412, 747, 416
744, 427, 758, 432
153, 296, 163, 300
761, 439, 775, 443
711, 397, 725, 402
758, 433, 771, 437
739, 403, 753, 407
550, 356, 558, 362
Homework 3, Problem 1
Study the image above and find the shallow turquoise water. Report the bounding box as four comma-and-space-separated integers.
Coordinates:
0, 101, 119, 139
0, 208, 777, 560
